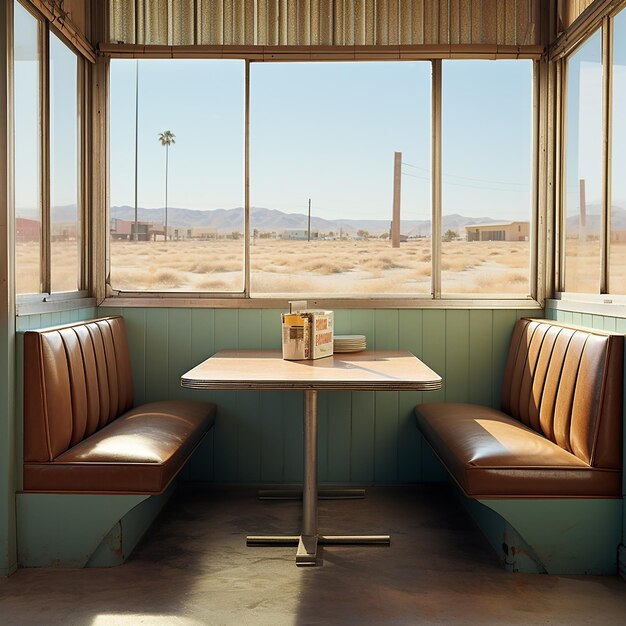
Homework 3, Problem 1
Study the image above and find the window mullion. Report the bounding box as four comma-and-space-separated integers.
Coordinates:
244, 59, 250, 297
41, 22, 50, 295
431, 59, 442, 300
557, 58, 566, 294
601, 16, 612, 294
532, 60, 541, 302
78, 57, 88, 292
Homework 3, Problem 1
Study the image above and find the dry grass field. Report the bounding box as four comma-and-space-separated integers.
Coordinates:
13, 238, 538, 295
107, 238, 533, 295
18, 237, 621, 296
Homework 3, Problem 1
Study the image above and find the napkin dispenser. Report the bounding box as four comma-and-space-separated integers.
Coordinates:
282, 302, 334, 360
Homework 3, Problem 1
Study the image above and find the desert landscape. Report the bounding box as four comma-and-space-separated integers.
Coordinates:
17, 237, 624, 297
15, 238, 532, 296
109, 238, 534, 295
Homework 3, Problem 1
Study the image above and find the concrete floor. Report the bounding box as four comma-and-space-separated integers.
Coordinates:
1, 485, 625, 625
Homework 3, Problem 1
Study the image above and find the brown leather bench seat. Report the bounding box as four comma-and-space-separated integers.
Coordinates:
415, 318, 623, 499
23, 316, 216, 495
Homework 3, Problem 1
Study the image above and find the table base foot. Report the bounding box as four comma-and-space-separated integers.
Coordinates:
258, 488, 366, 500
246, 533, 391, 566
246, 535, 300, 546
296, 535, 318, 566
319, 534, 390, 545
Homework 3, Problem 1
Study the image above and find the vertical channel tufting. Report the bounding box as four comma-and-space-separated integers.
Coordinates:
74, 324, 102, 437
507, 320, 540, 423
527, 325, 562, 435
23, 332, 52, 462
569, 335, 606, 464
87, 322, 111, 429
58, 328, 88, 447
96, 319, 120, 424
40, 331, 73, 459
591, 335, 624, 469
553, 332, 588, 454
502, 321, 619, 465
22, 316, 150, 467
517, 322, 549, 427
538, 327, 575, 443
500, 318, 529, 415
106, 317, 134, 414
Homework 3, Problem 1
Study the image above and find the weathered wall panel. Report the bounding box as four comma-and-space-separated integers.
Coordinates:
559, 0, 597, 32
108, 0, 544, 47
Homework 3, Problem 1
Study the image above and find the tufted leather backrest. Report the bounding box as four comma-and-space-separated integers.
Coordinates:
24, 316, 134, 462
501, 318, 623, 468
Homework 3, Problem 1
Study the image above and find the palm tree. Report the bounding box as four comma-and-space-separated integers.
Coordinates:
158, 130, 176, 241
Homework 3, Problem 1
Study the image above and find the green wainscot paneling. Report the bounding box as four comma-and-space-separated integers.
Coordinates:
15, 307, 98, 333
106, 306, 540, 486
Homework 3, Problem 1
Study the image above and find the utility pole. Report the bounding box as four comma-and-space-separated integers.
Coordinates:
579, 178, 587, 243
392, 151, 401, 248
308, 198, 311, 242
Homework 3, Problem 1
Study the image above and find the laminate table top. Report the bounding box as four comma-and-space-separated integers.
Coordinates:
181, 349, 442, 392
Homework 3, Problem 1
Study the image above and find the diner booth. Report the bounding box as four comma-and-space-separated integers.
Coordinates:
2, 0, 626, 622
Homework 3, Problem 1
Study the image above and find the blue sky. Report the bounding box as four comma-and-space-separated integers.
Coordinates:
109, 58, 533, 222
13, 1, 626, 224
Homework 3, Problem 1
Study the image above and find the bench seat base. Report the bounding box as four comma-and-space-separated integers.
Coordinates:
451, 484, 622, 574
16, 486, 175, 568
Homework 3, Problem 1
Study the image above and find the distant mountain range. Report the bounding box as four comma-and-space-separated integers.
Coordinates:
24, 202, 626, 237
105, 205, 507, 236
28, 204, 542, 236
566, 205, 626, 235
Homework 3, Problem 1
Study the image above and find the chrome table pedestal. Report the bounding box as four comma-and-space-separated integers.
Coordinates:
246, 389, 390, 566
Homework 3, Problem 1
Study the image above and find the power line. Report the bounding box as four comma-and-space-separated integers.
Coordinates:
401, 170, 529, 192
402, 160, 529, 188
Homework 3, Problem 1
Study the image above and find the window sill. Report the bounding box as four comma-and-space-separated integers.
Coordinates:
547, 296, 626, 318
99, 295, 542, 310
16, 295, 96, 316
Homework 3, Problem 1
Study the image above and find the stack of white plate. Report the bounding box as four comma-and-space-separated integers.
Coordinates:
333, 334, 367, 353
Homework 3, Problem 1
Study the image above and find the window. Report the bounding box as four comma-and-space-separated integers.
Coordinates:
108, 57, 535, 300
442, 60, 533, 296
559, 6, 626, 298
563, 31, 603, 294
14, 1, 41, 295
250, 62, 431, 296
12, 0, 85, 298
609, 9, 626, 294
108, 59, 245, 292
49, 32, 80, 293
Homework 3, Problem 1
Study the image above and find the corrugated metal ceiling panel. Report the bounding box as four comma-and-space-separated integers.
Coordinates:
109, 0, 544, 47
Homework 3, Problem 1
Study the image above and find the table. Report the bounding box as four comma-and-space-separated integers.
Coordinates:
181, 349, 442, 566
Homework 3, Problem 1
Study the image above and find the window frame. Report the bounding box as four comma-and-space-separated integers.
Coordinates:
555, 4, 626, 305
102, 53, 542, 310
13, 0, 91, 313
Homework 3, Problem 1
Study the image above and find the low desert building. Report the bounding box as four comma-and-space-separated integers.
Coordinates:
282, 228, 320, 240
465, 221, 530, 242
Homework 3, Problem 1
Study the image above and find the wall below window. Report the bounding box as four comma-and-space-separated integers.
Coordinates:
15, 307, 98, 333
99, 306, 540, 485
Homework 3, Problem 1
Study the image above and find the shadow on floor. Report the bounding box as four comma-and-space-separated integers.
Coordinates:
1, 484, 625, 625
